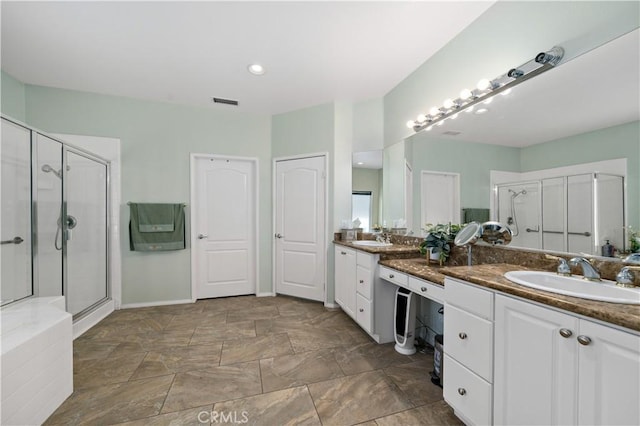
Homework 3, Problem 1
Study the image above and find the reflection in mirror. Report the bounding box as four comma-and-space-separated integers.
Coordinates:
352, 150, 383, 232
400, 29, 639, 259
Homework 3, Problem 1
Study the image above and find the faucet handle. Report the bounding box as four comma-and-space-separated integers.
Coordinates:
556, 258, 571, 276
616, 266, 640, 288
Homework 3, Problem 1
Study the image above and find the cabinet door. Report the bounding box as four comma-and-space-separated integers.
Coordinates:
334, 246, 356, 317
494, 295, 578, 426
577, 320, 640, 426
356, 293, 373, 333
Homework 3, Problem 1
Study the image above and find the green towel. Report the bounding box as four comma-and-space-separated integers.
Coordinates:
462, 208, 490, 224
129, 203, 185, 251
137, 203, 174, 232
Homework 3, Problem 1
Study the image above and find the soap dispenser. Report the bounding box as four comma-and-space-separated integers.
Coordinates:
601, 240, 614, 257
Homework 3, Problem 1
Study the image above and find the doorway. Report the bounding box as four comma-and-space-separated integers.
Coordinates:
274, 154, 326, 302
191, 154, 258, 299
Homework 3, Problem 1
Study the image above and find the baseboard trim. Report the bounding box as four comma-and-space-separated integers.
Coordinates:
324, 302, 339, 309
119, 299, 194, 309
257, 292, 276, 297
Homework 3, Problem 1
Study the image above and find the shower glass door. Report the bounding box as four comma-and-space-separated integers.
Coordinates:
1, 119, 33, 305
65, 149, 108, 316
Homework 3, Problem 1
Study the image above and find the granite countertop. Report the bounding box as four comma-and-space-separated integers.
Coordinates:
334, 240, 420, 256
377, 259, 640, 332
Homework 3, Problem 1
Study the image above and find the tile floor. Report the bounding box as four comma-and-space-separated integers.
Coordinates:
45, 295, 462, 425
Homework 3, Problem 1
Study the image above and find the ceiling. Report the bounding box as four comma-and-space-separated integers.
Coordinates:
1, 1, 494, 115
422, 28, 640, 148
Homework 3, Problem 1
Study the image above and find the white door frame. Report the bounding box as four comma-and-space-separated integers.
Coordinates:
189, 153, 260, 301
272, 152, 329, 303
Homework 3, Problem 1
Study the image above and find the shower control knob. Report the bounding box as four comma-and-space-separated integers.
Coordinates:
359, 280, 364, 284
420, 287, 427, 292
458, 332, 467, 340
197, 234, 208, 239
458, 388, 466, 396
389, 274, 395, 279
359, 308, 364, 312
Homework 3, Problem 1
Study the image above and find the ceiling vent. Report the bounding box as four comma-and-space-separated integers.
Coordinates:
212, 97, 239, 106
442, 131, 461, 136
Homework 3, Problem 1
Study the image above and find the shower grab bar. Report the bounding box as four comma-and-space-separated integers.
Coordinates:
127, 202, 187, 206
568, 231, 591, 237
1, 236, 24, 245
542, 230, 563, 234
525, 227, 540, 233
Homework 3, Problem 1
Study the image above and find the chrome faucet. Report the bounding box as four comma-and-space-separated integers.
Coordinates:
623, 253, 640, 264
545, 254, 571, 276
569, 257, 601, 281
616, 266, 640, 287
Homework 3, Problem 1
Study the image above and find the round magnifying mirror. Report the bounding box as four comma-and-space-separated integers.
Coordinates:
480, 221, 513, 245
454, 222, 482, 246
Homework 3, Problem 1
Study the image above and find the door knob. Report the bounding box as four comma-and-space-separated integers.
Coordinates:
1, 236, 24, 245
197, 233, 208, 239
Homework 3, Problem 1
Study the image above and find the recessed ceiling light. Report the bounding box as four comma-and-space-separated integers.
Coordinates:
247, 64, 265, 75
475, 108, 490, 115
357, 162, 364, 165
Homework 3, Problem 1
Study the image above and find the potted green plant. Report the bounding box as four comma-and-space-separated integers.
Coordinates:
420, 223, 461, 265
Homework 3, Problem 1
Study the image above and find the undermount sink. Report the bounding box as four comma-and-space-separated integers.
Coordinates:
504, 271, 640, 304
351, 240, 393, 247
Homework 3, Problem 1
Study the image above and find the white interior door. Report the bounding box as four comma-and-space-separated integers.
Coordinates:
275, 156, 326, 302
193, 156, 256, 299
421, 171, 460, 229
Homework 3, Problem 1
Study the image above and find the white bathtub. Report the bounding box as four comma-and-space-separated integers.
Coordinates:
1, 296, 73, 425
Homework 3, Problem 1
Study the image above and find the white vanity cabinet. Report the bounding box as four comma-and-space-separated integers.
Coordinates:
334, 246, 356, 318
443, 278, 495, 426
334, 246, 395, 342
494, 294, 640, 426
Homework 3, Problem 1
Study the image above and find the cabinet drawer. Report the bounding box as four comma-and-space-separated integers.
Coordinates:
445, 304, 493, 382
356, 250, 373, 267
379, 266, 408, 288
444, 355, 492, 426
409, 277, 444, 303
356, 293, 373, 333
445, 278, 493, 320
356, 265, 372, 299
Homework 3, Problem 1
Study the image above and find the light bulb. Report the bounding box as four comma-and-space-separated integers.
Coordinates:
417, 114, 427, 123
460, 89, 473, 100
406, 120, 415, 129
429, 107, 440, 116
443, 99, 455, 109
477, 78, 492, 91
247, 64, 265, 75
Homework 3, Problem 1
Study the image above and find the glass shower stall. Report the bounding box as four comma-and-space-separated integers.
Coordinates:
1, 117, 109, 318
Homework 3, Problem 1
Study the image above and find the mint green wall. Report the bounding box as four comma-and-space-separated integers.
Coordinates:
353, 98, 383, 153
522, 121, 640, 229
24, 85, 272, 304
384, 1, 640, 147
1, 71, 26, 121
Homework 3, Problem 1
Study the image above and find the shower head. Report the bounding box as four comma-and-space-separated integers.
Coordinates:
41, 164, 62, 179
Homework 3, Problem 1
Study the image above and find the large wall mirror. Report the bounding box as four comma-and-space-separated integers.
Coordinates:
385, 29, 639, 258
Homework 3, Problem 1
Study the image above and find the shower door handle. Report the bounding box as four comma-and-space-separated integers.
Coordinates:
1, 236, 24, 245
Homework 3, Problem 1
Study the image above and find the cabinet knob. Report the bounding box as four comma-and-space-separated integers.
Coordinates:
577, 335, 592, 346
359, 280, 364, 284
559, 328, 573, 338
359, 308, 364, 312
420, 286, 427, 292
458, 388, 466, 396
341, 251, 347, 255
389, 274, 395, 278
458, 332, 467, 340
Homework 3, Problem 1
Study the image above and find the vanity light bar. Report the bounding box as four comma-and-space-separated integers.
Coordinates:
407, 46, 565, 133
